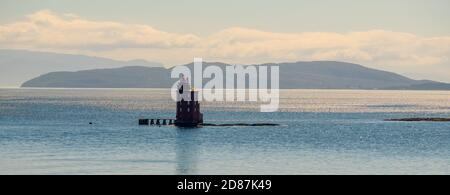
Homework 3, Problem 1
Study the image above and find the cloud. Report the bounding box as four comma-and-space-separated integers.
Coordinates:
203, 28, 450, 67
1, 10, 449, 80
0, 10, 200, 50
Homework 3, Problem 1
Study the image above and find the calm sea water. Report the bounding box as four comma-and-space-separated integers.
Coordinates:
0, 88, 449, 175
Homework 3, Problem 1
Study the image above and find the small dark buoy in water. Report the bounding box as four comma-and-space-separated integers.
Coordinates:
89, 122, 93, 125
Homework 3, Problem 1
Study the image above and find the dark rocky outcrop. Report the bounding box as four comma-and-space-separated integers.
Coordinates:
385, 118, 450, 122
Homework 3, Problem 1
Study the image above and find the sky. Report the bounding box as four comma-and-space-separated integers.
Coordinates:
1, 0, 449, 82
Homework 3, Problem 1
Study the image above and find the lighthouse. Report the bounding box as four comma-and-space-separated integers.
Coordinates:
174, 74, 203, 127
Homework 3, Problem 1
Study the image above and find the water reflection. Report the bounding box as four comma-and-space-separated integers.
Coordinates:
175, 128, 200, 175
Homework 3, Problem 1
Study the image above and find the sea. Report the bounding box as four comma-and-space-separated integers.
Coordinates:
0, 88, 449, 175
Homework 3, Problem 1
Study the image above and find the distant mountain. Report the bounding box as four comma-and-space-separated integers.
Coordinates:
21, 61, 450, 90
385, 81, 450, 90
275, 61, 440, 89
0, 49, 162, 87
22, 66, 171, 88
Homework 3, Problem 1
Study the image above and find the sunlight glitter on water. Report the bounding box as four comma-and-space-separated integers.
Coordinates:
4, 88, 450, 113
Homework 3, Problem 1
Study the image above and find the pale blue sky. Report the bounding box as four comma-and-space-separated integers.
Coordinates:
1, 0, 449, 36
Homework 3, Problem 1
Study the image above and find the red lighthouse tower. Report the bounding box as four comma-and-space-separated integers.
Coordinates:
175, 90, 203, 127
174, 76, 203, 127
